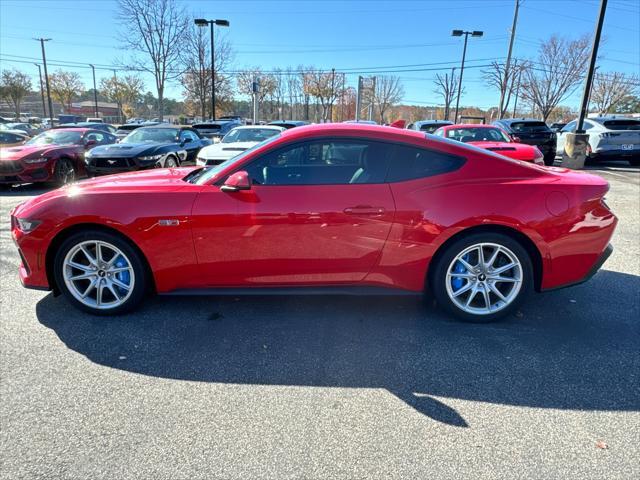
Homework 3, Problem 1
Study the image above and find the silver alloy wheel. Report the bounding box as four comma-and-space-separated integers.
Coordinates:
62, 240, 135, 310
445, 242, 523, 316
165, 156, 177, 167
57, 159, 76, 184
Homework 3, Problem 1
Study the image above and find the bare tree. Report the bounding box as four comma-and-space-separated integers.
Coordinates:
285, 67, 302, 120
49, 70, 84, 112
0, 69, 32, 117
433, 69, 459, 121
100, 75, 144, 118
372, 75, 403, 123
117, 0, 189, 120
590, 72, 639, 114
237, 68, 276, 102
180, 24, 233, 119
519, 35, 591, 121
482, 60, 527, 118
302, 69, 340, 122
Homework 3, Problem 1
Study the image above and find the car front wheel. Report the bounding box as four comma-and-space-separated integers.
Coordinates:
53, 230, 147, 315
431, 233, 533, 322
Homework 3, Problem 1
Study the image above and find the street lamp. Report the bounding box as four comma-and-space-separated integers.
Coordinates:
451, 29, 483, 123
194, 18, 230, 121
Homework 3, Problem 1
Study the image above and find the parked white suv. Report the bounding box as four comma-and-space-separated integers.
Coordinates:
556, 116, 640, 166
196, 125, 285, 166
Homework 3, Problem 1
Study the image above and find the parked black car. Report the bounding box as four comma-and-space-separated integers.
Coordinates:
268, 120, 309, 129
492, 118, 557, 166
84, 125, 211, 176
192, 120, 241, 141
549, 122, 567, 133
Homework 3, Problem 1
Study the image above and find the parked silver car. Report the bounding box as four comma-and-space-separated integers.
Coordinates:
556, 116, 640, 166
406, 120, 453, 133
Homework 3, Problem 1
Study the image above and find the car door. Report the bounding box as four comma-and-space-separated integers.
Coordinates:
190, 137, 397, 287
179, 129, 202, 161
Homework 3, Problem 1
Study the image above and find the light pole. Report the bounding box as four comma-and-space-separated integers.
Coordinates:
34, 63, 47, 118
451, 29, 483, 123
89, 64, 99, 118
194, 18, 230, 120
35, 38, 54, 124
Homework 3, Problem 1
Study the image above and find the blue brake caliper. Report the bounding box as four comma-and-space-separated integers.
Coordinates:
451, 254, 470, 292
114, 255, 130, 295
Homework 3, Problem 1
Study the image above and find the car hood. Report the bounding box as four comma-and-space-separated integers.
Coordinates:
13, 167, 199, 216
89, 142, 170, 157
0, 144, 70, 161
199, 141, 257, 159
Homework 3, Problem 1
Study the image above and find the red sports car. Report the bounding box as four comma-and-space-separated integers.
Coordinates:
10, 124, 616, 322
0, 128, 117, 186
433, 124, 545, 165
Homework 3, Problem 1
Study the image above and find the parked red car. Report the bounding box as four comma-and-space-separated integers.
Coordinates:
0, 128, 117, 185
11, 124, 616, 322
433, 124, 545, 165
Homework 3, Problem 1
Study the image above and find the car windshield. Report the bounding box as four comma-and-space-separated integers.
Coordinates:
222, 128, 280, 143
122, 128, 179, 143
27, 130, 82, 146
445, 127, 511, 143
188, 134, 282, 185
509, 121, 550, 133
601, 120, 640, 131
420, 124, 445, 133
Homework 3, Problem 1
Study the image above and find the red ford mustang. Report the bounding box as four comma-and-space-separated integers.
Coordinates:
0, 128, 117, 186
433, 124, 545, 165
10, 124, 616, 322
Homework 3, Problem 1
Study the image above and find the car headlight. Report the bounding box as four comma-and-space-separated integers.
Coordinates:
138, 154, 163, 161
16, 217, 41, 233
23, 155, 49, 164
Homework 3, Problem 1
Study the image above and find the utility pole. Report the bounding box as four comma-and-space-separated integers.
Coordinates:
498, 0, 520, 119
577, 0, 607, 132
34, 63, 47, 118
35, 38, 54, 124
355, 76, 362, 121
89, 64, 99, 118
329, 68, 336, 122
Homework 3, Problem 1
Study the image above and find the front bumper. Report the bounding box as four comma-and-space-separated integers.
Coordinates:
86, 157, 157, 176
0, 160, 54, 184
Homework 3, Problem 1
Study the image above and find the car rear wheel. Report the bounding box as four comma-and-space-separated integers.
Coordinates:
430, 233, 533, 322
53, 158, 76, 186
54, 230, 147, 315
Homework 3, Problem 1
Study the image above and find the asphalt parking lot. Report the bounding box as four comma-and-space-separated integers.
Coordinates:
0, 162, 638, 480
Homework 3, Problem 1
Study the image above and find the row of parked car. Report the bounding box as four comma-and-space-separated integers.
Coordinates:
406, 116, 640, 167
1, 114, 638, 187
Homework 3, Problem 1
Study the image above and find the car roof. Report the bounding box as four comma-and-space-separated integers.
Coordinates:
442, 123, 495, 129
415, 120, 452, 124
278, 122, 427, 142
587, 115, 638, 122
232, 125, 285, 131
48, 127, 95, 132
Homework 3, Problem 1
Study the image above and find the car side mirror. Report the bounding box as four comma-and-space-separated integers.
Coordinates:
511, 136, 521, 143
84, 139, 97, 149
220, 171, 251, 192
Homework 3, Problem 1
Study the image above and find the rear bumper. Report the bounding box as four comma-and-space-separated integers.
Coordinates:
590, 150, 640, 161
542, 244, 613, 292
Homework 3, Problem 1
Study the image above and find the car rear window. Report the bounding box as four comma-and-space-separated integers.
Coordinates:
602, 120, 640, 131
117, 125, 141, 131
509, 121, 550, 133
193, 123, 222, 130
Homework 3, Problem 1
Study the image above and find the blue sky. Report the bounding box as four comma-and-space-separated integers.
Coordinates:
0, 0, 638, 109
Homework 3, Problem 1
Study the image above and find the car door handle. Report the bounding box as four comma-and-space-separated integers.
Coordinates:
344, 205, 386, 215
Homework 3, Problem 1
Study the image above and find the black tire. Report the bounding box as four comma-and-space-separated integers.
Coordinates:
164, 155, 179, 168
430, 232, 534, 323
52, 158, 76, 186
53, 229, 148, 315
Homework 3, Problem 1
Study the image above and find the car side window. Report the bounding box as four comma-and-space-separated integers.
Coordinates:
180, 130, 199, 142
85, 132, 105, 143
561, 121, 576, 133
244, 139, 392, 186
583, 121, 594, 131
386, 145, 465, 182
